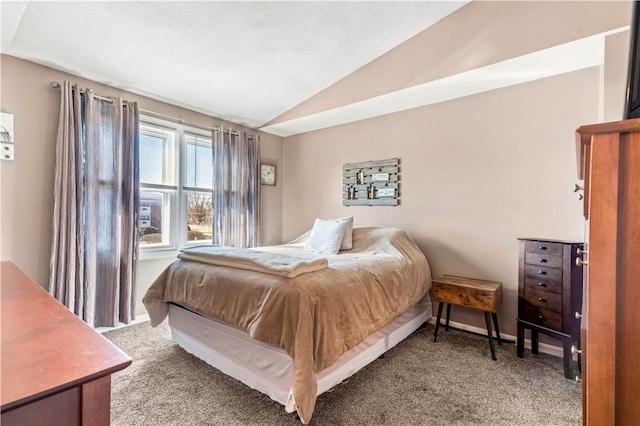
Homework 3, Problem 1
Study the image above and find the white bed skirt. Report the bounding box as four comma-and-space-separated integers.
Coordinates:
168, 293, 432, 414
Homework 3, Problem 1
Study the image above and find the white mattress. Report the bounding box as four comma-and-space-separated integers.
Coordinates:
168, 293, 431, 414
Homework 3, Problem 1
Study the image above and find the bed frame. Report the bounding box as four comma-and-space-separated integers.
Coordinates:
167, 294, 432, 415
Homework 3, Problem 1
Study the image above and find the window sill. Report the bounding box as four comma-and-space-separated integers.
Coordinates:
138, 248, 179, 261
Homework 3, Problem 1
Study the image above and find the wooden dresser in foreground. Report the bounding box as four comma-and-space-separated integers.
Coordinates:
575, 119, 640, 426
0, 261, 131, 426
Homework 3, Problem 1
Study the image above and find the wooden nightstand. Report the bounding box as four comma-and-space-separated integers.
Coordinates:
431, 274, 503, 360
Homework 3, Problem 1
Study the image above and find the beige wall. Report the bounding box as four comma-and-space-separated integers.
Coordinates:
282, 69, 598, 337
604, 30, 632, 122
0, 55, 284, 315
279, 2, 631, 338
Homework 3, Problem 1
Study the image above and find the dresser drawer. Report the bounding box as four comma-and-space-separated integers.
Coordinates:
524, 277, 562, 294
524, 252, 563, 268
524, 241, 563, 256
524, 264, 563, 283
523, 305, 562, 331
524, 288, 562, 313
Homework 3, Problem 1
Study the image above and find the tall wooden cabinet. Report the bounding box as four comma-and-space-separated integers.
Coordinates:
516, 238, 583, 380
575, 119, 640, 426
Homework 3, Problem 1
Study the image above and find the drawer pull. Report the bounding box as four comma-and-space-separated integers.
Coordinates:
538, 315, 545, 321
538, 297, 547, 303
575, 375, 582, 383
575, 312, 582, 319
577, 248, 588, 255
538, 282, 547, 288
571, 345, 582, 355
538, 270, 547, 275
539, 246, 547, 251
539, 258, 547, 263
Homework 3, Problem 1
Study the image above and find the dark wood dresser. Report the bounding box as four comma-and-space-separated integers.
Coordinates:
0, 261, 131, 426
516, 238, 583, 379
575, 119, 640, 426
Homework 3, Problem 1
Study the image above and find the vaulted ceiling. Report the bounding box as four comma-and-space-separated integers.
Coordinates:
1, 1, 467, 131
2, 2, 632, 138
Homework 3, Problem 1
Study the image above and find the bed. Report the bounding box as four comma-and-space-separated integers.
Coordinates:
143, 226, 432, 423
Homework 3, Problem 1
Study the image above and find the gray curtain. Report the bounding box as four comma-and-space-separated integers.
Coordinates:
212, 129, 260, 247
49, 81, 139, 328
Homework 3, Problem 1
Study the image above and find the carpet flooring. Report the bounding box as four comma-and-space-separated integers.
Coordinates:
104, 321, 581, 425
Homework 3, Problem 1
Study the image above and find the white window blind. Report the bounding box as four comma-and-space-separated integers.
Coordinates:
139, 125, 176, 188
184, 133, 212, 191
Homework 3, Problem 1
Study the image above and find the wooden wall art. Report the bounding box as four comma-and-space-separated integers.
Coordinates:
343, 158, 399, 206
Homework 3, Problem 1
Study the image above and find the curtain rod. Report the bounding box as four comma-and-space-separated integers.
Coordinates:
49, 80, 115, 104
49, 81, 256, 138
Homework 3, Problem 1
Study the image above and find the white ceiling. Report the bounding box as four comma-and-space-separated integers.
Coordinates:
1, 1, 467, 131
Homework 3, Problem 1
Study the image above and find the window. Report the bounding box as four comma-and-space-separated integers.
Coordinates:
184, 133, 213, 242
138, 116, 213, 255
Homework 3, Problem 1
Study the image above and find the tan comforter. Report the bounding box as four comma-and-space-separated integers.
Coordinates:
143, 227, 431, 424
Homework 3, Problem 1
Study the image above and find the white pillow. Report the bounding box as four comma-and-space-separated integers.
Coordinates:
337, 216, 353, 251
305, 218, 350, 255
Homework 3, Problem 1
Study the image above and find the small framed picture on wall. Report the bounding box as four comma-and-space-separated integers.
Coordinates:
260, 164, 276, 186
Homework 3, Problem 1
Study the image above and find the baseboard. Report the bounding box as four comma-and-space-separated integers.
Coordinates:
96, 313, 150, 334
426, 316, 564, 358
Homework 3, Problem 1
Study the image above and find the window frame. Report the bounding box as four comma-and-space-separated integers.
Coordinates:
138, 115, 213, 260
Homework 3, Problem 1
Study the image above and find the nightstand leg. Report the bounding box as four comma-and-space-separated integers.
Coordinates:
562, 341, 573, 379
517, 321, 525, 358
531, 330, 539, 355
445, 304, 452, 331
484, 311, 497, 360
433, 302, 444, 342
492, 312, 502, 345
